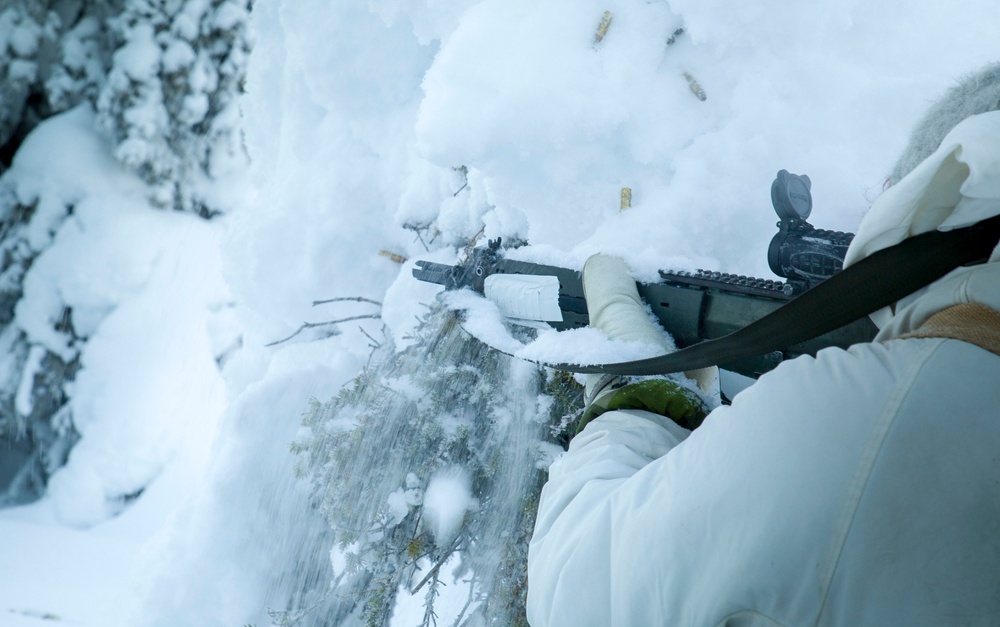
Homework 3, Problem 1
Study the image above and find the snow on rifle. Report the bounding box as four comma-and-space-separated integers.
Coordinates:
413, 170, 878, 379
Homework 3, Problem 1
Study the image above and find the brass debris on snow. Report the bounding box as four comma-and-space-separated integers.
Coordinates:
379, 250, 407, 264
594, 11, 613, 44
620, 187, 632, 211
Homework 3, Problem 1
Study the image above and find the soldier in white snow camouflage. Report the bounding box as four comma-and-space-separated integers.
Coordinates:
528, 63, 1000, 627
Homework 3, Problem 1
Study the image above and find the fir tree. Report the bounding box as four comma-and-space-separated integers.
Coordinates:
96, 0, 251, 212
0, 178, 82, 506
0, 0, 123, 167
0, 0, 251, 504
289, 306, 581, 626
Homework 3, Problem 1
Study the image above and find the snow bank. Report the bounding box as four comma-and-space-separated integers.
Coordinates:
38, 201, 229, 526
6, 106, 145, 254
132, 2, 441, 624
136, 358, 351, 626
7, 106, 231, 528
408, 0, 1000, 280
389, 553, 479, 627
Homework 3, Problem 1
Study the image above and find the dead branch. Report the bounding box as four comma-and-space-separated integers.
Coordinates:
450, 577, 478, 627
461, 225, 486, 260
265, 314, 381, 347
410, 536, 462, 595
404, 221, 442, 252
358, 325, 381, 348
312, 296, 383, 307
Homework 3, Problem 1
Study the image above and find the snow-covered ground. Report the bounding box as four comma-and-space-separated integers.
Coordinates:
1, 0, 998, 625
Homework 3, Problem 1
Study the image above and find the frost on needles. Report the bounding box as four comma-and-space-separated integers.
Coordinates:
290, 305, 582, 627
96, 0, 251, 213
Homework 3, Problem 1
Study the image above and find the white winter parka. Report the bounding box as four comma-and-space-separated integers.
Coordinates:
527, 112, 1000, 627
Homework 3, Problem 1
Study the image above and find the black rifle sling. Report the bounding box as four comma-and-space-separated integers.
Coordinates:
551, 214, 1000, 376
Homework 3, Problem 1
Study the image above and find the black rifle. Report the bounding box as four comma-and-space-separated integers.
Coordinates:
413, 170, 878, 379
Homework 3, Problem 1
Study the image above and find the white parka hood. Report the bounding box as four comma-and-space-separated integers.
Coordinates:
843, 110, 1000, 334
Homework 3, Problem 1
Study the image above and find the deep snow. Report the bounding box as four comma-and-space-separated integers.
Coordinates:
1, 0, 998, 625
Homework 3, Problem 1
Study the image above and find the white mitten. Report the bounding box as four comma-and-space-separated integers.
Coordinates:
582, 254, 719, 404
582, 254, 673, 350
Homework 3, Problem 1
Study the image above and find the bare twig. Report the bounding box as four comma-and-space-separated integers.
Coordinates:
361, 325, 391, 368
359, 325, 381, 349
362, 328, 380, 368
450, 577, 478, 627
461, 226, 486, 261
410, 537, 462, 595
312, 296, 382, 307
403, 222, 437, 252
403, 221, 445, 253
452, 165, 469, 197
265, 314, 381, 347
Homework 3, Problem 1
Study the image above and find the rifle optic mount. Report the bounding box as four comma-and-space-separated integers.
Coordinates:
767, 169, 854, 295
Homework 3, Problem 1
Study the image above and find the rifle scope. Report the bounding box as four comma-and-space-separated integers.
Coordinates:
767, 169, 854, 295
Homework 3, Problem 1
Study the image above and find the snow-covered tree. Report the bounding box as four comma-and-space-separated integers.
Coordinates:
96, 0, 251, 212
0, 161, 82, 504
0, 0, 250, 506
0, 0, 121, 168
290, 306, 580, 626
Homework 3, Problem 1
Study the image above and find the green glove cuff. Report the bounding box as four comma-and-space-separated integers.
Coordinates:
576, 379, 708, 436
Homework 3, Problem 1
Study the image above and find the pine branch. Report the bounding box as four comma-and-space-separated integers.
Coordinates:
410, 536, 462, 595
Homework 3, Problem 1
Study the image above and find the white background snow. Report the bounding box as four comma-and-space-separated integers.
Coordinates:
0, 0, 997, 625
